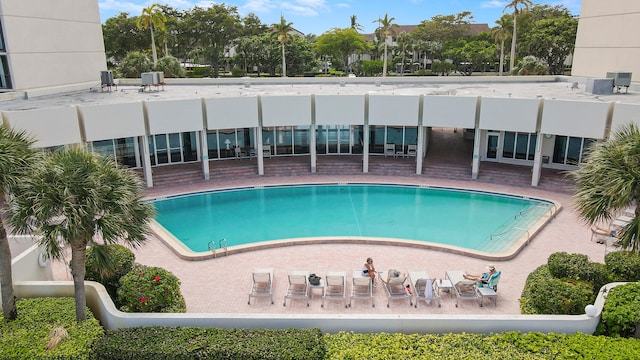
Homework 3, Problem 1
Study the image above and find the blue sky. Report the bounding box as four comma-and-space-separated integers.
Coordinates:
99, 0, 582, 35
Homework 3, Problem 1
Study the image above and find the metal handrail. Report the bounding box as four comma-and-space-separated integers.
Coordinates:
208, 240, 216, 258
219, 238, 228, 257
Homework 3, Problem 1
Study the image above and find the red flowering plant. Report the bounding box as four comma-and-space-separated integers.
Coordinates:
117, 264, 186, 313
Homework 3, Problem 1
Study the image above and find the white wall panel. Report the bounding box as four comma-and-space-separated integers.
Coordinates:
145, 99, 203, 135
204, 97, 259, 129
540, 99, 609, 139
369, 95, 420, 126
80, 102, 145, 141
610, 103, 640, 135
423, 96, 477, 128
315, 95, 365, 125
261, 95, 311, 126
2, 107, 81, 148
479, 98, 539, 133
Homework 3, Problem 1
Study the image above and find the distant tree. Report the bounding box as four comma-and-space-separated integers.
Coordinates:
242, 13, 268, 36
315, 28, 371, 72
373, 13, 398, 77
182, 5, 242, 78
350, 15, 363, 32
504, 0, 533, 74
523, 16, 577, 75
102, 13, 147, 62
412, 12, 473, 64
395, 32, 412, 75
444, 39, 496, 75
284, 36, 317, 75
492, 17, 512, 76
272, 16, 294, 77
137, 3, 167, 67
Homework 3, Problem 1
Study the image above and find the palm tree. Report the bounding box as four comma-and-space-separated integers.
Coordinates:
396, 32, 411, 76
350, 15, 363, 32
492, 17, 512, 76
137, 3, 167, 67
272, 16, 294, 77
374, 13, 398, 77
503, 0, 532, 75
0, 125, 37, 320
571, 123, 640, 253
10, 146, 155, 321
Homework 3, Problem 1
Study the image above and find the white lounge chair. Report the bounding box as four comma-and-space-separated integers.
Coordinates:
283, 270, 309, 306
408, 270, 440, 308
349, 270, 374, 308
322, 271, 347, 308
248, 268, 274, 305
379, 270, 413, 307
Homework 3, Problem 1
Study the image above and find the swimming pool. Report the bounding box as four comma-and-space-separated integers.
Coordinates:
150, 183, 557, 258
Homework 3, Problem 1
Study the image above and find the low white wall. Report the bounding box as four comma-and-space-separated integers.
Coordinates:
13, 279, 612, 335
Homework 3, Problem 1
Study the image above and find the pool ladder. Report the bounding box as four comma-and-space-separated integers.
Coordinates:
207, 238, 228, 258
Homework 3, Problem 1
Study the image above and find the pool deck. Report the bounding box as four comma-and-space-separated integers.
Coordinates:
53, 173, 603, 317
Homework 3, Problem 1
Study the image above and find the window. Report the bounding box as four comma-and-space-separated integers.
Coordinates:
502, 132, 536, 160
552, 136, 596, 165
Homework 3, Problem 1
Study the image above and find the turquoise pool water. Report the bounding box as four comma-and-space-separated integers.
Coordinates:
152, 184, 553, 253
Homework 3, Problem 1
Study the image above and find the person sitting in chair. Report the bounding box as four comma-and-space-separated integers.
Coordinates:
362, 257, 377, 287
464, 264, 497, 285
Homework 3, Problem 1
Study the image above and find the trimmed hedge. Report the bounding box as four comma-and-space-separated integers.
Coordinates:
117, 264, 186, 313
597, 282, 640, 337
0, 297, 104, 360
520, 264, 595, 315
324, 331, 640, 359
547, 251, 611, 293
605, 251, 640, 282
91, 327, 325, 360
84, 244, 135, 304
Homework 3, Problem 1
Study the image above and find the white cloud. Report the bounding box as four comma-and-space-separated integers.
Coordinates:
281, 2, 319, 16
99, 0, 143, 14
242, 0, 277, 14
481, 0, 506, 9
336, 2, 349, 8
295, 0, 326, 7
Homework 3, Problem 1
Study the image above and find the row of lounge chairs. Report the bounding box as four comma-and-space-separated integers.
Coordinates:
248, 268, 483, 308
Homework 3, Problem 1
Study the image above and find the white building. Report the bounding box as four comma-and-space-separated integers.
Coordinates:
572, 0, 640, 81
0, 0, 106, 91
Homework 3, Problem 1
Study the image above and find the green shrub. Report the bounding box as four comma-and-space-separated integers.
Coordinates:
231, 67, 246, 77
117, 265, 186, 313
117, 51, 152, 78
520, 264, 595, 314
0, 297, 104, 360
547, 252, 610, 292
155, 56, 185, 78
325, 331, 640, 359
91, 327, 324, 360
596, 282, 640, 337
84, 244, 135, 303
547, 252, 591, 278
186, 66, 214, 78
605, 251, 640, 282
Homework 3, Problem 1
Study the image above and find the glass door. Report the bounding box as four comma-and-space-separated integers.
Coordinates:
485, 132, 500, 161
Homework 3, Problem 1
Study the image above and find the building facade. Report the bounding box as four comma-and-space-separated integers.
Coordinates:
572, 0, 640, 82
0, 0, 106, 91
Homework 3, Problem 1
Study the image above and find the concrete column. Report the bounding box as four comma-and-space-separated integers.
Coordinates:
363, 124, 369, 173
310, 95, 317, 173
471, 128, 481, 180
140, 135, 153, 187
257, 96, 264, 175
416, 125, 423, 175
200, 130, 210, 180
531, 133, 544, 187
